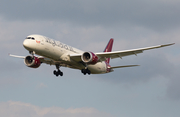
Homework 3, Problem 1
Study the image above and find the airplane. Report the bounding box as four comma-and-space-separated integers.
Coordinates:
9, 34, 174, 77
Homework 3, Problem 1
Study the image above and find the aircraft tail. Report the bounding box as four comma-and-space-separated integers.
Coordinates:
104, 38, 114, 64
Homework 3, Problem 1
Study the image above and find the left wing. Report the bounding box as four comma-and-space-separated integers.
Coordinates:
9, 54, 78, 68
9, 54, 56, 65
9, 54, 25, 59
70, 43, 175, 62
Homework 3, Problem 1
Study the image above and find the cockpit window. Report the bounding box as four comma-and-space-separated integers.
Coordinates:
26, 37, 35, 40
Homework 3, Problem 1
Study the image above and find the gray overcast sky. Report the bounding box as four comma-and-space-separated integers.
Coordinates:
0, 0, 180, 117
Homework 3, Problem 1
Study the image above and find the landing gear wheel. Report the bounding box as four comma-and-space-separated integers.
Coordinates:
81, 69, 91, 75
58, 70, 63, 76
87, 70, 91, 75
53, 65, 63, 77
53, 70, 57, 75
53, 70, 63, 77
56, 73, 59, 77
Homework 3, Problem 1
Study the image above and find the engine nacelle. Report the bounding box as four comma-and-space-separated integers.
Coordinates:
24, 56, 41, 68
81, 52, 99, 64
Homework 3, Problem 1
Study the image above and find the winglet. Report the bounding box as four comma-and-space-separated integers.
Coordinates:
161, 43, 175, 47
142, 43, 175, 51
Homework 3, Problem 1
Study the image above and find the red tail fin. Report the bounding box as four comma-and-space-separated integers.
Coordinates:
104, 38, 114, 64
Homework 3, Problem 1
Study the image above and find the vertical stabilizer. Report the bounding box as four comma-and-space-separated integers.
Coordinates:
104, 38, 114, 64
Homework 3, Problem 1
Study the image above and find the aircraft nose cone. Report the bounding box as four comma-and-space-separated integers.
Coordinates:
23, 39, 32, 51
23, 40, 28, 48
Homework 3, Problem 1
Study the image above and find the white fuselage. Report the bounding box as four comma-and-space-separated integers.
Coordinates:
23, 34, 108, 74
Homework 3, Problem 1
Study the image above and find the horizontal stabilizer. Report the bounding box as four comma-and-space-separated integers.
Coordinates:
110, 65, 140, 69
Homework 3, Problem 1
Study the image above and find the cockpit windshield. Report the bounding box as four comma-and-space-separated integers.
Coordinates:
26, 37, 35, 40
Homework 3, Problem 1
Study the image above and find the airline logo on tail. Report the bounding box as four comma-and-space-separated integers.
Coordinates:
104, 38, 114, 64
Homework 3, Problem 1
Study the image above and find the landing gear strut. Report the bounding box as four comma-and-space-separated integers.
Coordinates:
29, 51, 35, 56
53, 64, 63, 77
81, 68, 91, 75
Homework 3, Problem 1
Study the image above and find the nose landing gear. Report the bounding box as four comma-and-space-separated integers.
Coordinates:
54, 64, 63, 77
29, 51, 35, 56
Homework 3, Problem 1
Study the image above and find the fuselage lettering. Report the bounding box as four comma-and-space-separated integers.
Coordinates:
44, 37, 75, 52
64, 45, 68, 50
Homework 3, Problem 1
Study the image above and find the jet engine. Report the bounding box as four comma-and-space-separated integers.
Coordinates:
24, 56, 41, 68
81, 52, 99, 64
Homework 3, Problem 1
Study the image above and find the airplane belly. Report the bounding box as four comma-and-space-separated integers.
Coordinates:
88, 62, 107, 74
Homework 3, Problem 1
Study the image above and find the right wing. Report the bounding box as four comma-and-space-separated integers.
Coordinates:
69, 43, 175, 62
95, 43, 175, 60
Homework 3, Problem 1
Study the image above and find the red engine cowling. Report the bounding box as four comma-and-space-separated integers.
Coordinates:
81, 52, 99, 64
24, 56, 41, 68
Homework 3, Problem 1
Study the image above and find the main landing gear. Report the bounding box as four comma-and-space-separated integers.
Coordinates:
53, 64, 63, 77
81, 68, 91, 75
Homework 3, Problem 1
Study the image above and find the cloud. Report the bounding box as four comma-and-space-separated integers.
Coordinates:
166, 64, 180, 100
37, 83, 48, 88
0, 101, 113, 117
0, 76, 22, 88
0, 0, 180, 31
